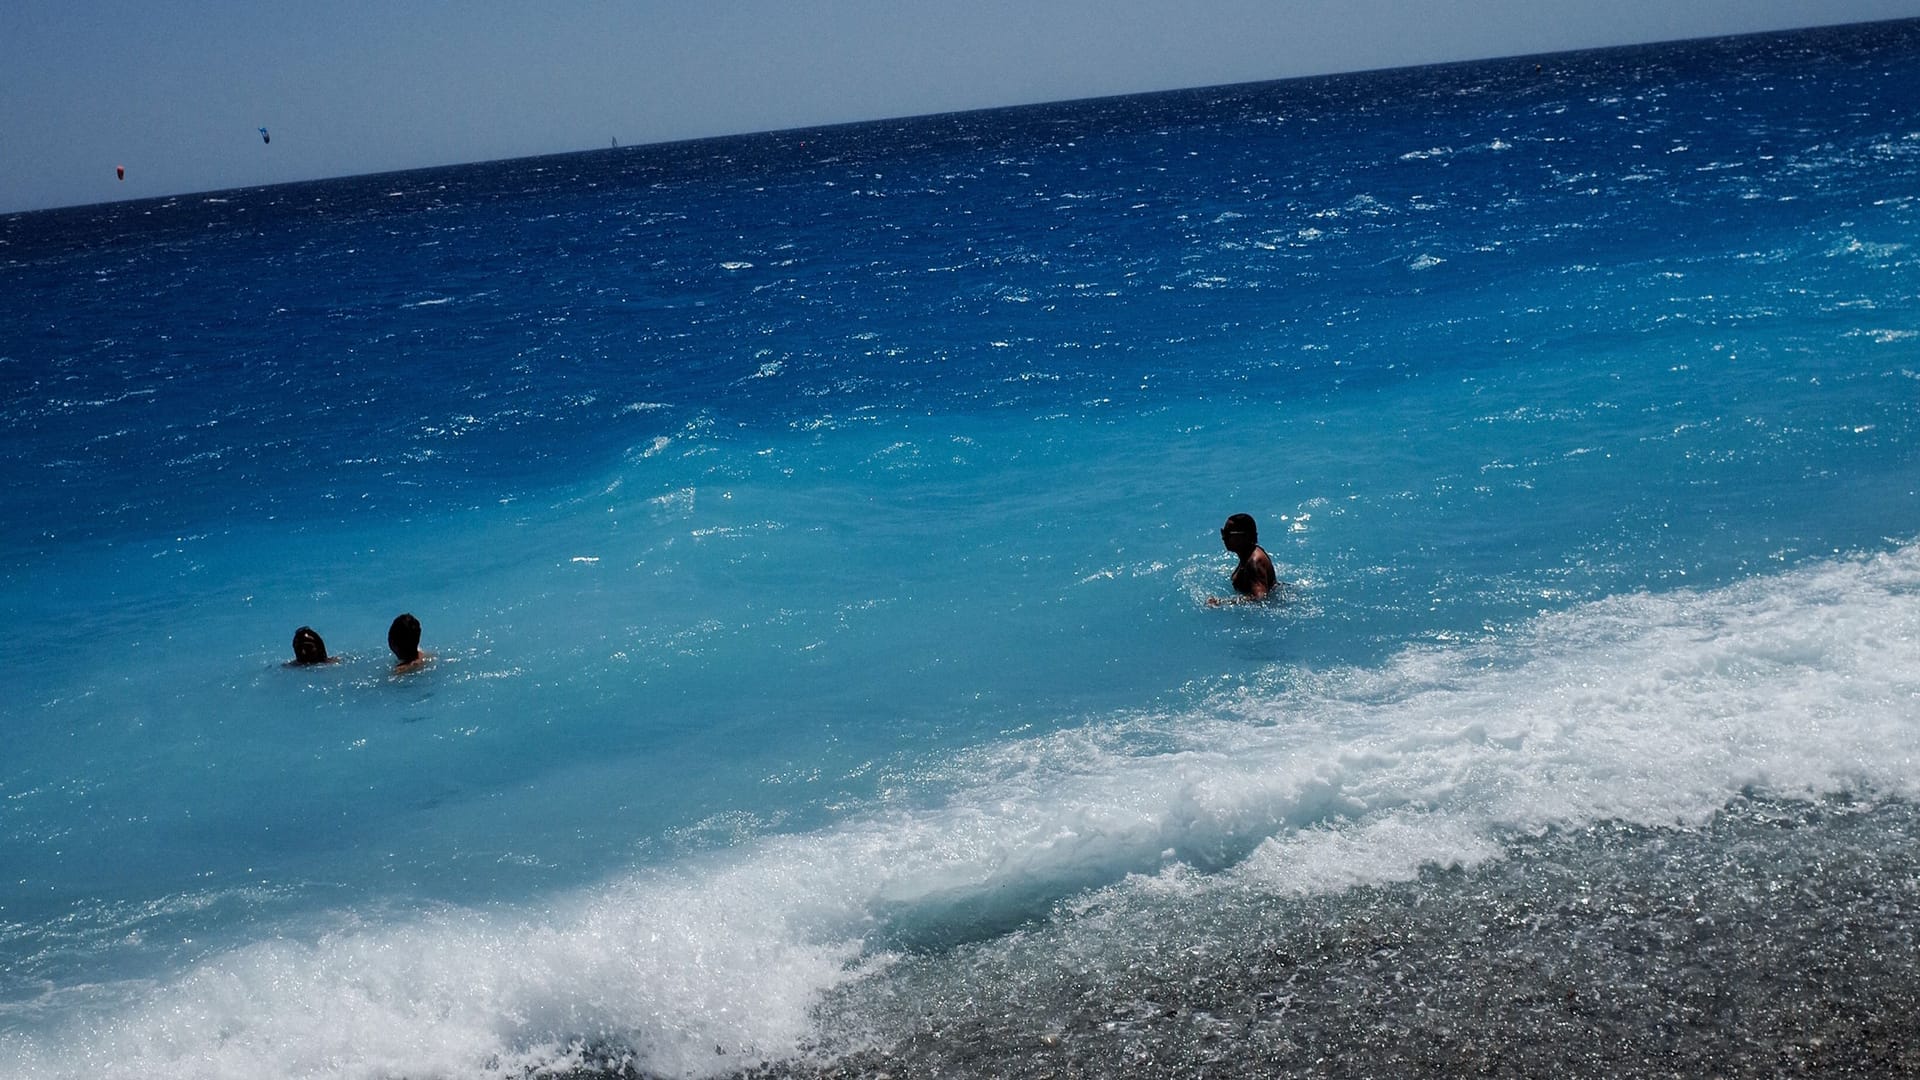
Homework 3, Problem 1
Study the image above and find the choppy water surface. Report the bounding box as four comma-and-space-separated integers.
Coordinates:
1, 18, 1918, 1079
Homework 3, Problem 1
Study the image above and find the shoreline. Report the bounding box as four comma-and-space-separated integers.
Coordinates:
701, 796, 1920, 1079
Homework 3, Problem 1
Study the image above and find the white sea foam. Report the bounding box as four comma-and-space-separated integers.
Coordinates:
5, 545, 1917, 1079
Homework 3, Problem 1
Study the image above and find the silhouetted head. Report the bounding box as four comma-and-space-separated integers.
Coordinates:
1220, 513, 1259, 555
388, 613, 422, 663
291, 626, 329, 665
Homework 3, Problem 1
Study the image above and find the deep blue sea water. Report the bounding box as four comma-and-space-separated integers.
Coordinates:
3, 20, 1920, 1079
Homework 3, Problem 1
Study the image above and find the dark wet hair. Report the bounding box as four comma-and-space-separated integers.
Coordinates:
388, 613, 422, 663
1221, 513, 1258, 544
291, 626, 329, 665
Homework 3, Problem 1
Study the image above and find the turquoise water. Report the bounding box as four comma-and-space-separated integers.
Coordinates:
2, 19, 1919, 1078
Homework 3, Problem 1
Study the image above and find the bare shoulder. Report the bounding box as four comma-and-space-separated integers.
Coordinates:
393, 651, 436, 675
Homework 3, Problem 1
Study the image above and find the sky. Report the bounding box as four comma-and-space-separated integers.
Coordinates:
4, 1, 1919, 214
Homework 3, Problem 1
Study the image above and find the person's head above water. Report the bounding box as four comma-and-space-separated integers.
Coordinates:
388, 613, 422, 664
1220, 513, 1259, 555
290, 626, 330, 665
1211, 512, 1279, 605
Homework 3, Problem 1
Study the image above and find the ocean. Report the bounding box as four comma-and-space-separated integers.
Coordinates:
3, 18, 1919, 1078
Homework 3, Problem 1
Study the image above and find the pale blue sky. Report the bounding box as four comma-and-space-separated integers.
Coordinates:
4, 1, 1917, 213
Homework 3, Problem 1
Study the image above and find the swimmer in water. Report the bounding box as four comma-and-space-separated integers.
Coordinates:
1208, 513, 1278, 605
286, 625, 338, 666
387, 613, 434, 673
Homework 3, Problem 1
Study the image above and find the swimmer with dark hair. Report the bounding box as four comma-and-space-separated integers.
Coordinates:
286, 625, 338, 666
387, 613, 434, 673
1208, 513, 1279, 605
